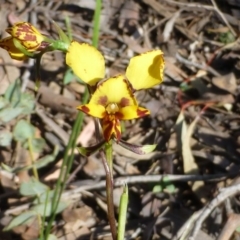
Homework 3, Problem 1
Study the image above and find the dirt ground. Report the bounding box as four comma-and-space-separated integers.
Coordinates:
1, 0, 240, 239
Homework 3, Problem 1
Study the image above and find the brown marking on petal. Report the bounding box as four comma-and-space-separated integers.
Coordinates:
14, 23, 41, 45
119, 97, 130, 107
103, 123, 113, 141
0, 39, 10, 50
102, 114, 121, 142
97, 95, 108, 106
102, 116, 114, 141
78, 105, 90, 113
24, 34, 37, 42
137, 108, 150, 117
16, 23, 33, 34
114, 119, 121, 142
115, 112, 124, 119
103, 132, 111, 142
6, 28, 14, 35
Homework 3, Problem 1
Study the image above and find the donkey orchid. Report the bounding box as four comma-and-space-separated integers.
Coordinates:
66, 41, 164, 142
0, 22, 49, 60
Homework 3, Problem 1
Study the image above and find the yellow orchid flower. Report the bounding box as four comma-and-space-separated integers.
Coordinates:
66, 41, 164, 141
78, 75, 150, 141
66, 41, 164, 90
0, 36, 27, 60
0, 22, 48, 60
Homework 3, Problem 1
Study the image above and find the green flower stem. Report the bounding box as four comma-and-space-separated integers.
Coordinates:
105, 140, 113, 170
91, 1, 118, 238
51, 40, 70, 52
100, 141, 117, 240
118, 184, 128, 240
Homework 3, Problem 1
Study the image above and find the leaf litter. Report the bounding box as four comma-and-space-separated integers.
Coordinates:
1, 0, 240, 239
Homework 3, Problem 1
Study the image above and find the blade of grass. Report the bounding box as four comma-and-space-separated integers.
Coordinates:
118, 184, 128, 240
44, 91, 88, 238
65, 16, 72, 42
92, 0, 102, 48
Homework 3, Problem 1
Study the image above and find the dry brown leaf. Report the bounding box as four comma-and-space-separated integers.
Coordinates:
119, 0, 140, 32
62, 205, 95, 227
212, 72, 237, 94
175, 111, 206, 201
180, 112, 198, 173
0, 169, 19, 191
164, 57, 187, 82
58, 226, 90, 240
83, 156, 106, 178
77, 120, 95, 146
0, 48, 21, 95
43, 160, 62, 182
163, 10, 181, 42
20, 217, 39, 240
123, 35, 150, 54
14, 146, 31, 184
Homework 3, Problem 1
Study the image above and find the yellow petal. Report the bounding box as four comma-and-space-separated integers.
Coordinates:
102, 114, 121, 141
117, 106, 150, 120
77, 104, 105, 118
126, 50, 164, 90
7, 22, 44, 50
66, 41, 105, 86
90, 75, 137, 106
0, 36, 27, 60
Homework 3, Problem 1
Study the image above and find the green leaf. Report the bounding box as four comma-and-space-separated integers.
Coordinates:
118, 184, 128, 240
32, 146, 58, 169
23, 138, 46, 153
0, 107, 23, 123
13, 38, 35, 57
31, 138, 46, 153
32, 200, 69, 217
165, 183, 175, 193
47, 234, 58, 240
20, 179, 49, 197
13, 120, 35, 142
19, 92, 35, 114
162, 176, 176, 193
152, 185, 163, 193
63, 69, 75, 85
52, 20, 70, 44
33, 155, 56, 169
0, 130, 12, 146
8, 146, 58, 173
141, 144, 157, 154
236, 226, 240, 233
4, 80, 34, 114
1, 163, 13, 172
0, 97, 8, 109
118, 139, 157, 155
34, 190, 55, 204
219, 31, 235, 44
77, 140, 105, 157
3, 211, 36, 231
65, 15, 72, 41
4, 79, 21, 105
